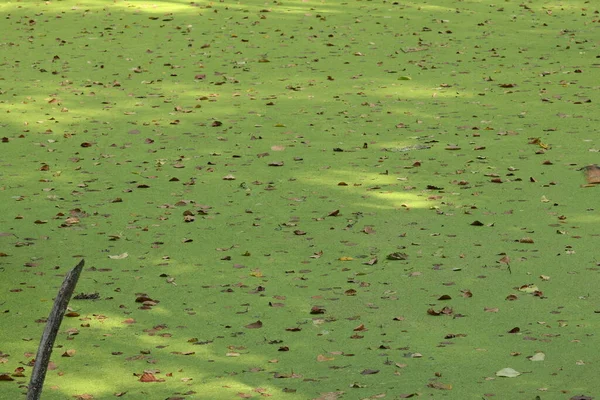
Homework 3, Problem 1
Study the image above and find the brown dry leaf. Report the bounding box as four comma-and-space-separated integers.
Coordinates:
271, 145, 285, 151
245, 320, 263, 329
498, 255, 510, 264
64, 312, 80, 317
362, 226, 376, 234
73, 395, 95, 400
222, 174, 236, 180
427, 307, 453, 316
583, 165, 600, 184
135, 295, 156, 303
0, 373, 14, 381
310, 306, 326, 314
314, 392, 345, 400
353, 324, 368, 332
61, 349, 76, 357
484, 307, 499, 313
363, 257, 378, 265
139, 372, 158, 382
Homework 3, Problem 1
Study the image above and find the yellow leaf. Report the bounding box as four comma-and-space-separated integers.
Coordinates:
339, 256, 353, 261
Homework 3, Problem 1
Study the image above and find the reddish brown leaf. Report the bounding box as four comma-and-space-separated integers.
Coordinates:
64, 312, 80, 317
0, 373, 14, 381
139, 372, 158, 382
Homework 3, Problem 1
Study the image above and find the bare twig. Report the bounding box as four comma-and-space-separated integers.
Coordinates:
27, 259, 85, 400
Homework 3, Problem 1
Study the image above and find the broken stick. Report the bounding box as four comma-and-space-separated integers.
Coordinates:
27, 259, 85, 400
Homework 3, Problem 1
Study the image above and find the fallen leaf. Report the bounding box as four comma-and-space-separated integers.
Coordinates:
427, 382, 452, 390
360, 369, 379, 375
245, 320, 263, 329
529, 352, 545, 361
495, 367, 521, 378
362, 226, 376, 234
317, 354, 334, 362
0, 373, 14, 381
61, 349, 76, 357
363, 257, 378, 265
139, 372, 158, 382
387, 252, 409, 260
310, 306, 326, 314
108, 252, 128, 260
